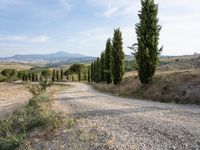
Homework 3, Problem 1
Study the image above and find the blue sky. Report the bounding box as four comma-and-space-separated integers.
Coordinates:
0, 0, 200, 57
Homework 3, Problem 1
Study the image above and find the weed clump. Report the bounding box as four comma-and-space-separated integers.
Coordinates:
0, 92, 69, 150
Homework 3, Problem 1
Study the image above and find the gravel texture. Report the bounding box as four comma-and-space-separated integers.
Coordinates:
55, 82, 200, 150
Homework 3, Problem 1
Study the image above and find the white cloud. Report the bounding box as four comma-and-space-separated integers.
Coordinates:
30, 35, 49, 43
103, 7, 119, 18
0, 35, 49, 43
88, 0, 138, 18
59, 0, 71, 10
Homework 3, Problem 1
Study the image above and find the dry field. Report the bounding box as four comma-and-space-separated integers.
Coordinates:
0, 62, 44, 71
0, 82, 31, 117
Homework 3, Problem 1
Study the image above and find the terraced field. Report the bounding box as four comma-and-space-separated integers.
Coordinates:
0, 82, 31, 117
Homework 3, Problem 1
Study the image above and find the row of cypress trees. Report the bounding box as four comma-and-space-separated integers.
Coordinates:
91, 28, 125, 85
21, 69, 64, 82
21, 72, 39, 82
52, 69, 64, 82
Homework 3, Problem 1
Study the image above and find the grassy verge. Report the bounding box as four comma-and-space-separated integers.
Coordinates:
0, 85, 75, 150
0, 74, 7, 82
92, 69, 200, 105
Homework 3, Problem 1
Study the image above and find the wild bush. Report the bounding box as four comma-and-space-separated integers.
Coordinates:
0, 93, 68, 150
24, 79, 52, 96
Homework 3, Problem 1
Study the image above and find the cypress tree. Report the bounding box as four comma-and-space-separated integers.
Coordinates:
52, 69, 56, 82
60, 69, 63, 81
100, 52, 105, 82
104, 38, 113, 84
78, 69, 81, 82
56, 70, 59, 81
96, 58, 101, 83
91, 62, 94, 82
32, 72, 35, 82
28, 73, 32, 81
88, 68, 91, 83
134, 0, 162, 84
93, 61, 97, 82
36, 74, 38, 82
112, 28, 125, 85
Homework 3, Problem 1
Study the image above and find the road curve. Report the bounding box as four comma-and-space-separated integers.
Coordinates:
56, 82, 200, 150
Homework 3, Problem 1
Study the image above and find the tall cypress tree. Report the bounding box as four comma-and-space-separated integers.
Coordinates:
112, 28, 125, 85
52, 69, 56, 82
104, 38, 113, 84
88, 68, 91, 83
32, 72, 35, 82
134, 0, 162, 84
36, 74, 38, 82
91, 62, 94, 82
56, 70, 59, 81
60, 69, 63, 81
93, 60, 97, 82
100, 52, 105, 82
96, 58, 101, 83
28, 73, 32, 81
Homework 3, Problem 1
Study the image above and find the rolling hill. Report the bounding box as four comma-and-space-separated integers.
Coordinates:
0, 51, 96, 64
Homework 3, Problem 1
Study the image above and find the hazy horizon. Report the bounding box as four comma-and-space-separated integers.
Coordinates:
0, 0, 200, 57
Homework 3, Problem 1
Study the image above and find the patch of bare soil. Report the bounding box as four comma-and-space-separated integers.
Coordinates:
0, 82, 31, 117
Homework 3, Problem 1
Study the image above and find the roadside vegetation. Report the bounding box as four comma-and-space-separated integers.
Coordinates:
0, 80, 75, 150
92, 69, 200, 104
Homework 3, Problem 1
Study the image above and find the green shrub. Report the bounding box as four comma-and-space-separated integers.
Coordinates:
44, 112, 64, 130
0, 74, 7, 82
24, 80, 53, 96
28, 93, 50, 108
0, 135, 24, 150
0, 118, 13, 137
66, 118, 77, 129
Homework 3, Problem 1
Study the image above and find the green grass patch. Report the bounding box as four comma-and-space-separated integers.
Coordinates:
0, 74, 7, 82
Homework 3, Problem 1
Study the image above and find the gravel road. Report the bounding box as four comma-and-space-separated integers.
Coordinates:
56, 82, 200, 150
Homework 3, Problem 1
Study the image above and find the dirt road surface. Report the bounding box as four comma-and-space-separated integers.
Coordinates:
56, 82, 200, 150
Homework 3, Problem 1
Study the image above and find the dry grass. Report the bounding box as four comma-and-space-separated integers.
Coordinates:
0, 83, 71, 118
92, 69, 200, 104
0, 62, 44, 71
0, 83, 31, 117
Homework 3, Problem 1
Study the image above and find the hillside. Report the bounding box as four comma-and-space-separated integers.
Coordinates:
0, 51, 96, 64
92, 69, 200, 104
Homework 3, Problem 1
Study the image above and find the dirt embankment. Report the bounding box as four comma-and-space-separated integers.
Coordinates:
92, 69, 200, 104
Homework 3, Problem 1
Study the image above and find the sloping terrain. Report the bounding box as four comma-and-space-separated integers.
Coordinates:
93, 69, 200, 104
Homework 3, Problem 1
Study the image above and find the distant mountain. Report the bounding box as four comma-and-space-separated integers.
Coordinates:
0, 51, 95, 64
